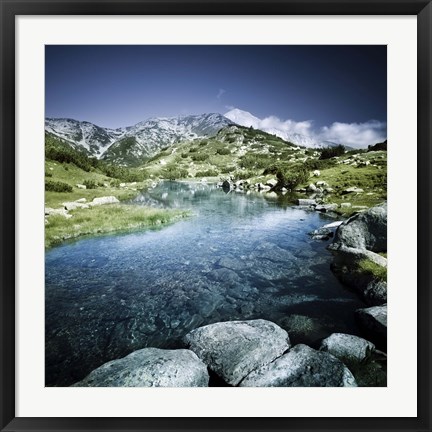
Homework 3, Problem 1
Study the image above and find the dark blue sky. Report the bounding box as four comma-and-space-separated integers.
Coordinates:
45, 45, 386, 129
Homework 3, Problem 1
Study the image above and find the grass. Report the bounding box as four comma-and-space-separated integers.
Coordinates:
358, 259, 387, 281
45, 205, 189, 249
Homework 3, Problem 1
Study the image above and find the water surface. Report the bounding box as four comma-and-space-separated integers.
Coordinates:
45, 181, 365, 386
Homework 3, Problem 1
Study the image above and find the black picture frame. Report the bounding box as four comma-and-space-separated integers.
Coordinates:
1, 1, 431, 431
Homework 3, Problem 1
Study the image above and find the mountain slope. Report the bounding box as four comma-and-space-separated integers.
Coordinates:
101, 113, 234, 165
45, 118, 123, 157
45, 114, 235, 166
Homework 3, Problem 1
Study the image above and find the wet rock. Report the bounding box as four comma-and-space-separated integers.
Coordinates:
240, 344, 357, 387
309, 227, 332, 241
72, 348, 209, 387
184, 319, 290, 386
363, 280, 387, 306
315, 204, 338, 213
356, 305, 387, 343
320, 333, 375, 365
330, 203, 387, 252
297, 199, 317, 206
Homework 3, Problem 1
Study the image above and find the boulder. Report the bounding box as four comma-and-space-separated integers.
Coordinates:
76, 184, 87, 189
297, 199, 317, 206
240, 344, 357, 387
313, 170, 321, 177
356, 305, 387, 342
222, 180, 233, 191
320, 333, 375, 365
363, 280, 387, 305
72, 348, 209, 387
315, 204, 338, 213
62, 201, 89, 211
44, 207, 72, 219
76, 198, 87, 203
330, 203, 387, 252
307, 183, 317, 192
342, 187, 364, 194
266, 178, 278, 188
90, 196, 120, 206
184, 319, 290, 386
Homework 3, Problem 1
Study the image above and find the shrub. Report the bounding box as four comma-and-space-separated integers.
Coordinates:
163, 165, 188, 180
190, 153, 209, 162
264, 163, 309, 191
83, 179, 97, 189
319, 145, 346, 160
216, 147, 231, 155
45, 180, 73, 193
45, 171, 53, 177
239, 154, 271, 170
195, 169, 219, 177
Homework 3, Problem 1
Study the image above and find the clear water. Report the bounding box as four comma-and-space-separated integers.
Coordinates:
45, 181, 365, 386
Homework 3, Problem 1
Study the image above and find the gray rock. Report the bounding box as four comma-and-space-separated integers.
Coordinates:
320, 333, 375, 365
342, 187, 364, 194
240, 344, 357, 387
72, 348, 209, 387
297, 198, 317, 206
330, 245, 387, 268
62, 201, 90, 211
44, 207, 72, 218
363, 280, 387, 305
356, 305, 387, 341
266, 178, 278, 188
330, 203, 387, 252
307, 183, 317, 192
315, 204, 338, 213
184, 319, 290, 386
90, 196, 120, 206
76, 183, 87, 189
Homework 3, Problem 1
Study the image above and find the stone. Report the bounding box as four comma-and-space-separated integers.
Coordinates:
356, 305, 387, 341
342, 187, 364, 194
89, 196, 120, 206
313, 170, 321, 177
297, 199, 317, 206
307, 183, 317, 192
340, 202, 352, 208
266, 178, 278, 188
315, 204, 338, 213
72, 348, 209, 387
44, 207, 72, 218
316, 181, 328, 187
76, 184, 86, 189
320, 333, 375, 365
240, 344, 357, 387
363, 280, 387, 305
322, 221, 343, 229
330, 203, 387, 252
184, 319, 290, 386
62, 201, 89, 211
76, 198, 87, 203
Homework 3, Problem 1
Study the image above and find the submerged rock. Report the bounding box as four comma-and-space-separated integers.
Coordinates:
356, 305, 387, 347
240, 344, 357, 387
71, 348, 209, 387
320, 333, 375, 365
184, 319, 290, 386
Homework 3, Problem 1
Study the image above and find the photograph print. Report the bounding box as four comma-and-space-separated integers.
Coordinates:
45, 45, 387, 388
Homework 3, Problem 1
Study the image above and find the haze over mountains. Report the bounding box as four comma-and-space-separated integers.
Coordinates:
45, 109, 385, 166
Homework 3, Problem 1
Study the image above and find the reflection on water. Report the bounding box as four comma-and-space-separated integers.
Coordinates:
45, 181, 365, 386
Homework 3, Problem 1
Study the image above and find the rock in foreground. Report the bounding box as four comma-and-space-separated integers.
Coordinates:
356, 305, 387, 348
184, 319, 290, 386
71, 348, 209, 387
320, 333, 375, 365
330, 202, 387, 252
240, 344, 357, 387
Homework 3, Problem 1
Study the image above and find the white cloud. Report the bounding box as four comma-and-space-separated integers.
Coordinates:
216, 89, 226, 100
319, 120, 387, 148
224, 108, 387, 148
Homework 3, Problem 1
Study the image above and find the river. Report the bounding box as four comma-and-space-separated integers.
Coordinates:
45, 181, 366, 386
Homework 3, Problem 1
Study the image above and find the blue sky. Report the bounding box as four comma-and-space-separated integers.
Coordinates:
45, 45, 387, 145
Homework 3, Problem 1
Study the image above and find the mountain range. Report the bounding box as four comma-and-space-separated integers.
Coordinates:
45, 110, 343, 166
